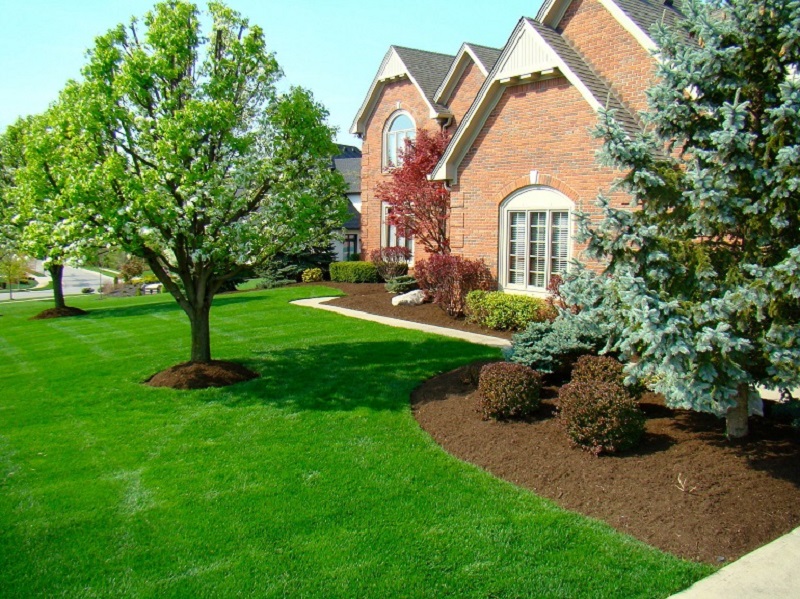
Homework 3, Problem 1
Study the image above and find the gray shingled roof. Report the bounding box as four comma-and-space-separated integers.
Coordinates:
333, 157, 361, 194
465, 43, 503, 72
611, 0, 685, 38
343, 198, 361, 230
527, 19, 642, 138
392, 46, 456, 114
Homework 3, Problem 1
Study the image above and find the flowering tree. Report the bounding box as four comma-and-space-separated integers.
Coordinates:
70, 1, 346, 364
577, 0, 800, 437
375, 128, 450, 254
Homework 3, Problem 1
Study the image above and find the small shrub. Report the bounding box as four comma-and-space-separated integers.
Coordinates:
477, 362, 542, 420
302, 268, 324, 283
119, 257, 145, 282
140, 274, 159, 284
558, 381, 645, 456
466, 290, 555, 331
385, 275, 418, 294
370, 247, 410, 282
255, 278, 294, 290
415, 254, 492, 318
571, 355, 645, 397
329, 261, 380, 283
81, 287, 94, 294
507, 314, 606, 379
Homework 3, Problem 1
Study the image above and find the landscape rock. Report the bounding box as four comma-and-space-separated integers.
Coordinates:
392, 289, 426, 307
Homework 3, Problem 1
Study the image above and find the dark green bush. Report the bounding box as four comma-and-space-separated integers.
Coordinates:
302, 268, 323, 283
385, 275, 418, 294
466, 290, 557, 330
507, 314, 606, 379
329, 261, 380, 283
477, 362, 542, 420
558, 381, 645, 456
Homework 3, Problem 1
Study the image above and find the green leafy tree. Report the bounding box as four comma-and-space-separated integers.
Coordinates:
576, 0, 800, 437
0, 254, 31, 300
71, 1, 346, 364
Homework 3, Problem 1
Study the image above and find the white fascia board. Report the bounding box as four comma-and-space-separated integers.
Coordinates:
433, 44, 490, 105
536, 0, 570, 27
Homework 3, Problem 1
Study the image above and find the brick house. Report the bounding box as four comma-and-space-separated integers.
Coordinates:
351, 0, 685, 295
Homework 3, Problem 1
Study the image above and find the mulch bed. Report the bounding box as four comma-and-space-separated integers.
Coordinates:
308, 282, 800, 563
30, 306, 88, 320
145, 360, 259, 389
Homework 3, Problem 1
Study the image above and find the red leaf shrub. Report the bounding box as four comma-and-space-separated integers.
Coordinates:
415, 254, 492, 317
571, 355, 644, 397
558, 380, 645, 456
477, 362, 542, 420
369, 246, 411, 281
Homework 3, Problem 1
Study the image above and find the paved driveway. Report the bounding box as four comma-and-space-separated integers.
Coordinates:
0, 262, 114, 303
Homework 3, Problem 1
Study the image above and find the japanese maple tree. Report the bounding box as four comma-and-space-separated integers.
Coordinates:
376, 128, 451, 255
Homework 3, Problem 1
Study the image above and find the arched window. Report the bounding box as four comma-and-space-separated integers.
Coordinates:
498, 186, 574, 294
383, 112, 415, 168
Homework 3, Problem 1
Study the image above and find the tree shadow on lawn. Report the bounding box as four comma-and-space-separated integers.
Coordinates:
84, 292, 273, 320
202, 338, 497, 414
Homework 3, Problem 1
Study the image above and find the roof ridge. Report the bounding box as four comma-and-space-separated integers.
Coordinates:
391, 45, 456, 59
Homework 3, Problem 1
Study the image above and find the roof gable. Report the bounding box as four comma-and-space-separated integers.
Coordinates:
537, 0, 685, 52
431, 18, 640, 183
434, 43, 502, 105
350, 46, 454, 136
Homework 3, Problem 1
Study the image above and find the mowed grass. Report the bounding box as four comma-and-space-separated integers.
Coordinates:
0, 287, 713, 598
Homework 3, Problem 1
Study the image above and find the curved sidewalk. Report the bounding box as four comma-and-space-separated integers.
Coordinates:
290, 296, 510, 349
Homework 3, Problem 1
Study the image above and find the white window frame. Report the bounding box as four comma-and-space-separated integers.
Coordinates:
498, 186, 574, 296
382, 111, 416, 170
380, 202, 414, 262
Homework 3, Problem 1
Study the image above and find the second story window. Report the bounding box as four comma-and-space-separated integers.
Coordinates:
383, 112, 415, 168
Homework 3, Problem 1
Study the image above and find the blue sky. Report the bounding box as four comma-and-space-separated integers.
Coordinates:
0, 0, 544, 146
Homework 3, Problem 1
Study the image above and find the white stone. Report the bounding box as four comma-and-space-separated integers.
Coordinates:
391, 289, 426, 306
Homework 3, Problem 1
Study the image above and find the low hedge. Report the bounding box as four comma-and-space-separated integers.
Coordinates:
466, 290, 556, 331
329, 261, 380, 283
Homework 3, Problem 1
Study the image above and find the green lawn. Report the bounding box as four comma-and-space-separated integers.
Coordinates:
0, 287, 713, 597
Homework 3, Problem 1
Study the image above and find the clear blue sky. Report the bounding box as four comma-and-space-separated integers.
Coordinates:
0, 0, 544, 147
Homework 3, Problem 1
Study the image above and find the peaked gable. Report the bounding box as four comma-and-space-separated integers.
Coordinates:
350, 46, 454, 136
431, 18, 639, 183
434, 43, 502, 105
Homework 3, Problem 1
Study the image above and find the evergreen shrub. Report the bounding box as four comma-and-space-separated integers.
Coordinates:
466, 290, 556, 330
385, 275, 418, 294
507, 315, 606, 379
329, 261, 380, 283
301, 268, 323, 283
558, 381, 645, 455
477, 362, 542, 420
415, 254, 492, 317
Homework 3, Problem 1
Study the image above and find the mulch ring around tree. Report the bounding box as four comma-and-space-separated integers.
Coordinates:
413, 364, 800, 564
145, 360, 259, 389
30, 306, 88, 320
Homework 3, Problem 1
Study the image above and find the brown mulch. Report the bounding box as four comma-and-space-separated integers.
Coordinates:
30, 306, 88, 320
314, 282, 513, 340
145, 360, 259, 389
413, 365, 800, 564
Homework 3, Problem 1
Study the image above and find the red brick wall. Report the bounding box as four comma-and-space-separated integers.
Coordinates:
359, 79, 437, 261
450, 76, 631, 279
445, 61, 486, 129
558, 0, 656, 117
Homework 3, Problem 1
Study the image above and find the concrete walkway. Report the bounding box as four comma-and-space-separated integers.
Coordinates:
290, 296, 511, 348
293, 295, 800, 599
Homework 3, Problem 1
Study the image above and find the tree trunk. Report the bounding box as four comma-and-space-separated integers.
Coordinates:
189, 301, 212, 363
49, 264, 66, 309
726, 383, 750, 439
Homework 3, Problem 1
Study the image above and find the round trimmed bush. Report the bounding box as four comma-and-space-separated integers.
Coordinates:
477, 362, 542, 420
571, 355, 645, 397
558, 381, 645, 456
301, 268, 324, 283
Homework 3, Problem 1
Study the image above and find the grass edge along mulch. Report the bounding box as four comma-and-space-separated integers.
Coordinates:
0, 288, 712, 598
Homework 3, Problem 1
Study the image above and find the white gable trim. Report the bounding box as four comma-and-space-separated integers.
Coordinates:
537, 0, 657, 53
433, 44, 490, 105
350, 46, 450, 136
431, 19, 604, 184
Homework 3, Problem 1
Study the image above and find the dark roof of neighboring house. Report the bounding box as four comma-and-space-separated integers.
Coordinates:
333, 156, 361, 194
392, 46, 456, 113
527, 19, 642, 137
466, 43, 503, 72
343, 198, 361, 230
611, 0, 686, 38
336, 144, 362, 158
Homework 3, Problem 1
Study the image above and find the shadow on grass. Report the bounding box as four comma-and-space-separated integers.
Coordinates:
84, 292, 273, 320
199, 338, 498, 414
